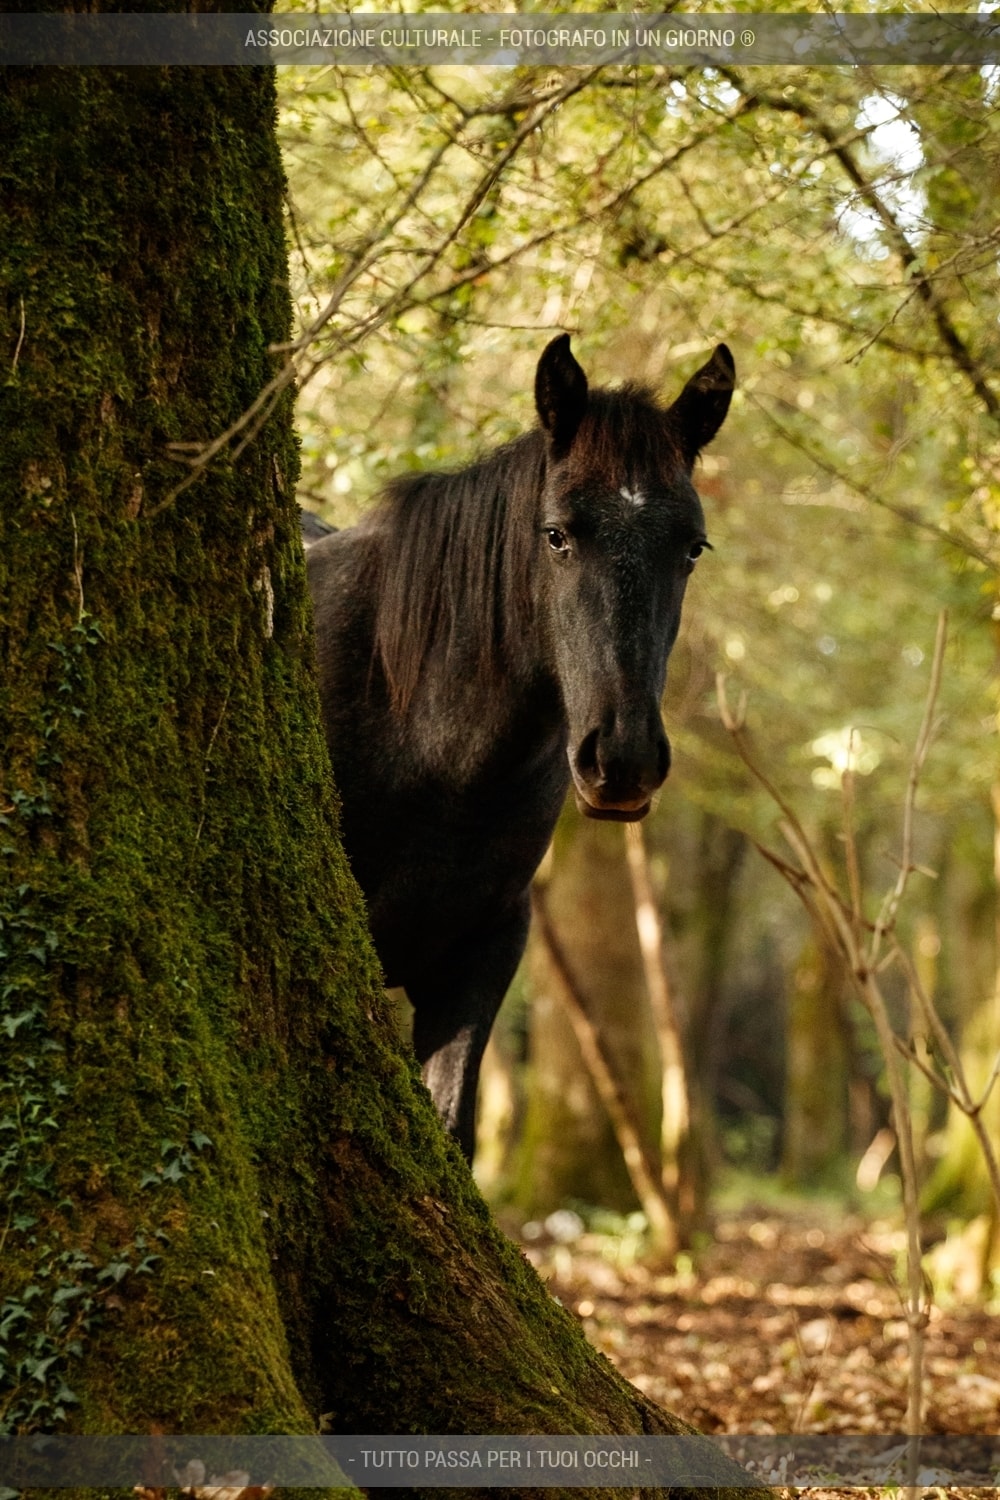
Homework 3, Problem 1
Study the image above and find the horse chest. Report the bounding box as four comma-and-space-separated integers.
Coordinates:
346, 742, 569, 987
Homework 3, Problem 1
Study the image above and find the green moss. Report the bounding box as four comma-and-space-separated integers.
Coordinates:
0, 38, 767, 1500
0, 46, 335, 1452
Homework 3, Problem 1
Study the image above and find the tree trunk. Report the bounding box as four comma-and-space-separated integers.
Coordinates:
513, 814, 662, 1218
921, 801, 1000, 1275
681, 809, 746, 1206
781, 935, 848, 1186
624, 822, 694, 1237
0, 44, 760, 1500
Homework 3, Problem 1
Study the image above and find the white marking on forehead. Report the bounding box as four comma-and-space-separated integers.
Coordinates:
619, 485, 646, 509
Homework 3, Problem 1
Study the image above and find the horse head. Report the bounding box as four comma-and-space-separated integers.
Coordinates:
535, 333, 734, 821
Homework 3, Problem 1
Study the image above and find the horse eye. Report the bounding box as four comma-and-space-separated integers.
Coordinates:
688, 542, 704, 562
546, 528, 570, 555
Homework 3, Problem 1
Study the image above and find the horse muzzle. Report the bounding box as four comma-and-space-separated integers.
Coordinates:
569, 718, 670, 821
573, 789, 651, 822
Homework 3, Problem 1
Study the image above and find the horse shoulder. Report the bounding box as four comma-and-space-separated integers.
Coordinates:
306, 527, 378, 673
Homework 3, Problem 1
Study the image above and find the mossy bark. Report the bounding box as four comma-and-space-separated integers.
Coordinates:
0, 42, 767, 1500
1, 45, 336, 1467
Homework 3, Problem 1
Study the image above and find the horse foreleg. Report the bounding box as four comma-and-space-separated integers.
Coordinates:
409, 898, 531, 1162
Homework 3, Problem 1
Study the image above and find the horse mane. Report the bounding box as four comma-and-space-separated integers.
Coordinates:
366, 432, 545, 714
368, 385, 678, 715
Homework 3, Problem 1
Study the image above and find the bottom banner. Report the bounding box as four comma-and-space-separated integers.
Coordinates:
0, 1433, 998, 1490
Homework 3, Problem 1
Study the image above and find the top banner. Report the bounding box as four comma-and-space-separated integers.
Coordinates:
1, 11, 1000, 67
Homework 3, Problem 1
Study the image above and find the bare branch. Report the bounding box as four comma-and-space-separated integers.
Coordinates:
531, 884, 679, 1255
624, 821, 690, 1207
841, 761, 864, 931
870, 611, 948, 964
11, 296, 25, 372
751, 398, 998, 572
718, 74, 999, 422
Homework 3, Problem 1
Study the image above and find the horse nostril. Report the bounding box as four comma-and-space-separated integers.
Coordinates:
657, 734, 671, 784
575, 727, 601, 782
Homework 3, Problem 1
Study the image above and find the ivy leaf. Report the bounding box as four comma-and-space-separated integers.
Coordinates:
2, 1009, 36, 1037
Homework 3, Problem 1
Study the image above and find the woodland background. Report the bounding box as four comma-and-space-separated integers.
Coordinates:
280, 35, 1000, 1262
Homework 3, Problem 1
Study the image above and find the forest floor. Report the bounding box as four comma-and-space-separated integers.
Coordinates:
516, 1195, 1000, 1496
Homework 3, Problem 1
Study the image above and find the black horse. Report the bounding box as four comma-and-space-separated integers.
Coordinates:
306, 334, 734, 1159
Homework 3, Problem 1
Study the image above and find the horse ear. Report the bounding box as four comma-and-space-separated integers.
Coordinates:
535, 334, 589, 455
667, 343, 735, 464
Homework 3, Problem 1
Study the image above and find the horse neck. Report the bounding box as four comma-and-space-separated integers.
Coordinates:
373, 437, 566, 766
374, 434, 549, 691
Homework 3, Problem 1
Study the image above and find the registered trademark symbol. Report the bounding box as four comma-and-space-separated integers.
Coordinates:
740, 29, 755, 45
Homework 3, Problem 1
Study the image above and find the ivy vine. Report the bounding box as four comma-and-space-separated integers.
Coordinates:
0, 612, 179, 1435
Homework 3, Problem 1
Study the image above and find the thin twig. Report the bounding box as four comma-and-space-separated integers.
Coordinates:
190, 687, 232, 857
842, 757, 864, 930
70, 513, 84, 623
893, 939, 970, 1105
147, 73, 600, 518
531, 884, 678, 1255
895, 952, 1000, 1214
893, 1034, 962, 1106
871, 612, 948, 964
975, 1047, 1000, 1115
624, 821, 690, 1211
717, 628, 958, 1443
751, 399, 997, 572
11, 297, 25, 372
717, 675, 845, 914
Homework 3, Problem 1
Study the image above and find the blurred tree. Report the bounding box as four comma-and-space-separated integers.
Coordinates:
513, 812, 662, 1219
781, 935, 850, 1186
